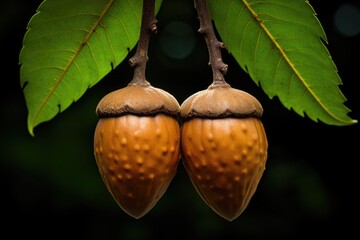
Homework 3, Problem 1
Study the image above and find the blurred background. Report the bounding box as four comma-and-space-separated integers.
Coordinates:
1, 0, 359, 238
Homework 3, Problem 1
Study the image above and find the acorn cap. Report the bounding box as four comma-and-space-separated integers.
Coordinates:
96, 83, 180, 118
180, 83, 263, 119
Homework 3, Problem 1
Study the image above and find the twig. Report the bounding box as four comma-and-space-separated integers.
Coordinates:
194, 0, 228, 86
128, 0, 157, 86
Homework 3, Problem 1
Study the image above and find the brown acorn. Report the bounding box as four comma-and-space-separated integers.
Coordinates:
180, 81, 268, 221
94, 81, 181, 219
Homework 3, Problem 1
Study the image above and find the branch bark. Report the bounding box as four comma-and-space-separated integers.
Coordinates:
194, 0, 228, 86
128, 0, 157, 86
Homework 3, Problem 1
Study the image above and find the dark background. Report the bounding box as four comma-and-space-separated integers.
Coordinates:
1, 0, 359, 239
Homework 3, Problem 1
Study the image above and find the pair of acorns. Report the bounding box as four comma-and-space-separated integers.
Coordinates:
93, 79, 268, 221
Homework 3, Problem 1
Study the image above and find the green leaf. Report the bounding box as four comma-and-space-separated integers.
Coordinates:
208, 0, 357, 126
19, 0, 162, 136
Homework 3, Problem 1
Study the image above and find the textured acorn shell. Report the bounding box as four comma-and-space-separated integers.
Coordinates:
180, 83, 268, 221
96, 83, 180, 117
94, 83, 181, 218
181, 117, 268, 221
180, 84, 263, 119
94, 114, 181, 219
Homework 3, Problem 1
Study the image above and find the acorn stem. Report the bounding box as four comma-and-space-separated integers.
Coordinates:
128, 0, 157, 86
194, 0, 228, 85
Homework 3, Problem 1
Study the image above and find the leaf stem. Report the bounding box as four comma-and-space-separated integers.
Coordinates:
194, 0, 228, 87
128, 0, 157, 86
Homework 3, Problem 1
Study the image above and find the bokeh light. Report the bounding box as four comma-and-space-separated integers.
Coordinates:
334, 3, 360, 37
158, 20, 196, 59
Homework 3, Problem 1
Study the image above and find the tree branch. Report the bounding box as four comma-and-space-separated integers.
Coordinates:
128, 0, 157, 86
194, 0, 228, 86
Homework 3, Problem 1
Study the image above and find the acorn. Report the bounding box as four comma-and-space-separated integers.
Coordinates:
94, 81, 181, 219
180, 81, 268, 221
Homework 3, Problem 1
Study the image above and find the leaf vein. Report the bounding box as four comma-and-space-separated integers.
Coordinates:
30, 0, 116, 126
242, 0, 328, 118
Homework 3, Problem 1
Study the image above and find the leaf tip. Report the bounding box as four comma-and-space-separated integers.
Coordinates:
27, 116, 37, 137
28, 124, 35, 137
348, 119, 358, 125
